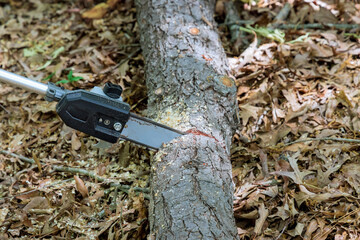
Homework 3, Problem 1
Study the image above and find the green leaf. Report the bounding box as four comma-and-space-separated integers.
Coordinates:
239, 25, 285, 43
36, 60, 52, 71
51, 46, 65, 59
42, 72, 55, 82
287, 33, 310, 44
36, 46, 65, 71
23, 48, 37, 57
67, 70, 83, 82
55, 70, 84, 85
55, 79, 69, 84
344, 33, 360, 39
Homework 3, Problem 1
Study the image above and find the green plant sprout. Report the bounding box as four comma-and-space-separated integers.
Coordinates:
36, 46, 65, 71
239, 25, 286, 43
56, 70, 84, 85
344, 33, 360, 39
287, 33, 310, 44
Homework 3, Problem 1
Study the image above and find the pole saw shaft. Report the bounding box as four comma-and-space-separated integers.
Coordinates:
0, 69, 48, 95
0, 68, 184, 148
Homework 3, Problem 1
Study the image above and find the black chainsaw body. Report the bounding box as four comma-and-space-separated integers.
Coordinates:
56, 89, 130, 143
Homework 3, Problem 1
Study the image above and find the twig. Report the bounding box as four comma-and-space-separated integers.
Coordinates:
220, 20, 255, 26
223, 22, 360, 31
52, 165, 107, 182
0, 149, 35, 164
273, 3, 291, 23
0, 104, 10, 114
224, 2, 244, 42
281, 137, 360, 147
274, 219, 291, 240
109, 182, 150, 194
275, 23, 360, 30
201, 15, 213, 29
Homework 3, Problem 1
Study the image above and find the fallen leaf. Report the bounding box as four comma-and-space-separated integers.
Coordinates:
71, 132, 82, 151
107, 0, 119, 8
304, 219, 318, 240
82, 3, 109, 19
272, 152, 314, 184
341, 163, 360, 195
74, 175, 88, 198
254, 203, 268, 234
287, 222, 305, 237
239, 103, 262, 125
23, 196, 50, 212
0, 208, 9, 225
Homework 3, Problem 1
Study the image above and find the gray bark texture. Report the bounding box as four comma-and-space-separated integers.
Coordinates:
135, 0, 239, 239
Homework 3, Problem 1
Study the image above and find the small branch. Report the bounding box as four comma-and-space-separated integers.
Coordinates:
52, 165, 107, 182
0, 104, 10, 114
223, 22, 360, 31
273, 3, 291, 23
53, 166, 150, 196
275, 23, 360, 30
220, 20, 255, 26
281, 137, 360, 147
0, 149, 35, 164
224, 2, 242, 42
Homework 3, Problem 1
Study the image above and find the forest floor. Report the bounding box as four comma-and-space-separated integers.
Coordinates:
0, 0, 360, 239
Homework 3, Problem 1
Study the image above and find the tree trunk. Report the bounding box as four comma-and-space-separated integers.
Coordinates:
135, 0, 239, 239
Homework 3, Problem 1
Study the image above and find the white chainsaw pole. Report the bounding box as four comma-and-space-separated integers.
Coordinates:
0, 69, 48, 95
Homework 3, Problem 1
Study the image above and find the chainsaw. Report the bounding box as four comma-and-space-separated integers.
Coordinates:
0, 69, 184, 149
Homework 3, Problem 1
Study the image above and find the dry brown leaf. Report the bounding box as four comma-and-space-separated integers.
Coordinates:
239, 103, 262, 125
71, 132, 82, 151
133, 193, 147, 221
0, 208, 9, 226
304, 219, 318, 240
314, 7, 338, 24
107, 0, 119, 8
74, 175, 88, 198
257, 123, 291, 147
310, 43, 333, 58
341, 163, 360, 195
272, 153, 314, 185
287, 222, 305, 237
335, 90, 354, 108
254, 203, 268, 235
32, 152, 42, 173
23, 196, 51, 212
82, 3, 109, 19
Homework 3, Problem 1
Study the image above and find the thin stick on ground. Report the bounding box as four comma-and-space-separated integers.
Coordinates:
281, 137, 360, 147
273, 3, 291, 23
276, 23, 360, 30
0, 149, 35, 164
223, 22, 360, 31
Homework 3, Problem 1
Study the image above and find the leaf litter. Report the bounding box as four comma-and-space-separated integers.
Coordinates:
0, 0, 360, 239
224, 1, 360, 239
0, 0, 148, 239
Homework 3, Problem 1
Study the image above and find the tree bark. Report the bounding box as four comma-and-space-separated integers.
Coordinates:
135, 0, 239, 239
